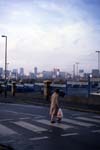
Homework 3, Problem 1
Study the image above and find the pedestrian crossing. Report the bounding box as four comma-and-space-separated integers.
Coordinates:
13, 121, 47, 132
36, 119, 73, 129
76, 117, 100, 124
0, 115, 100, 139
0, 124, 17, 136
63, 118, 94, 127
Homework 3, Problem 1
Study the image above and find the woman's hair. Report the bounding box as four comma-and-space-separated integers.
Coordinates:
55, 89, 59, 94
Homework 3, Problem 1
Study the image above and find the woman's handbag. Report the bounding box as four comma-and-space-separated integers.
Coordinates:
57, 108, 63, 119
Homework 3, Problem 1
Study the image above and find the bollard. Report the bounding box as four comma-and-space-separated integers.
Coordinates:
12, 82, 16, 96
44, 80, 52, 101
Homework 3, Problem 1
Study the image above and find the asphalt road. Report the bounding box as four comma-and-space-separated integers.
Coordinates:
0, 103, 100, 150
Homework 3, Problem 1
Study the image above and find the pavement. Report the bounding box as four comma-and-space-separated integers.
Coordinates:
0, 92, 100, 114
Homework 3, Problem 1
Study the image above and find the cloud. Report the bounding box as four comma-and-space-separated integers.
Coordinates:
0, 0, 100, 73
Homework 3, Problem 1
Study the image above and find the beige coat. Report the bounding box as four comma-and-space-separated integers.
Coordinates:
49, 92, 59, 116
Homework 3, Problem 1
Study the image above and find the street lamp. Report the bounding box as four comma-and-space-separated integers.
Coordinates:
1, 35, 7, 97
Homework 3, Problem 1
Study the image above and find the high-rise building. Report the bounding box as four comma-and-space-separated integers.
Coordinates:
92, 69, 99, 77
42, 71, 53, 79
0, 67, 3, 74
0, 67, 3, 78
11, 69, 18, 79
19, 68, 24, 76
34, 67, 37, 74
34, 67, 37, 78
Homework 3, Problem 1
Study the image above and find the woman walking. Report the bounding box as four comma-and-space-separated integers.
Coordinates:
49, 89, 59, 123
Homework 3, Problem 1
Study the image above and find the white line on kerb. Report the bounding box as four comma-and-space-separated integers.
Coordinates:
61, 133, 79, 137
30, 136, 48, 141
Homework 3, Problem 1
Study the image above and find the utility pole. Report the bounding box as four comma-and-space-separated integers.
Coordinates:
96, 51, 100, 74
1, 35, 7, 97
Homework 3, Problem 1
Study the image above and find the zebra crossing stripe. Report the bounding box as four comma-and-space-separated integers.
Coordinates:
0, 119, 13, 122
0, 124, 17, 136
76, 117, 100, 124
61, 133, 79, 137
92, 130, 100, 133
30, 136, 48, 141
63, 118, 94, 127
36, 119, 73, 129
93, 116, 100, 119
13, 121, 47, 132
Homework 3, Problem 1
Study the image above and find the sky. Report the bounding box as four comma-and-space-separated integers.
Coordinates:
0, 0, 100, 74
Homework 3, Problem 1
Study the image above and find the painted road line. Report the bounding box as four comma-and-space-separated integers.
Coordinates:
63, 118, 94, 127
0, 119, 13, 122
76, 117, 100, 124
30, 136, 48, 141
93, 116, 100, 119
0, 124, 17, 136
4, 110, 43, 118
4, 110, 19, 114
13, 121, 47, 132
0, 117, 30, 122
61, 133, 79, 137
34, 116, 44, 119
36, 119, 73, 130
92, 130, 100, 133
19, 117, 30, 120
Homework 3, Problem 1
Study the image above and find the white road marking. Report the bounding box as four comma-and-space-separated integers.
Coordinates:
30, 136, 48, 141
0, 119, 13, 122
4, 110, 19, 114
13, 121, 47, 132
76, 117, 100, 124
92, 130, 100, 133
34, 116, 44, 119
36, 119, 73, 130
61, 133, 79, 137
0, 124, 17, 136
19, 117, 30, 120
63, 118, 94, 127
93, 116, 100, 119
4, 110, 43, 118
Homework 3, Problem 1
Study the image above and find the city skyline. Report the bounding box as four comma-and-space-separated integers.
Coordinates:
0, 0, 100, 74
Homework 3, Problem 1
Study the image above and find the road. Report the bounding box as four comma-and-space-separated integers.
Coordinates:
0, 103, 100, 150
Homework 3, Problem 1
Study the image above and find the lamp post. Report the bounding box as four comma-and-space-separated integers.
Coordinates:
1, 35, 7, 97
88, 74, 92, 98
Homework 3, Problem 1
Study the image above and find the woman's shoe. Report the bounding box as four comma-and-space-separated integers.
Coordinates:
51, 120, 55, 123
57, 118, 61, 123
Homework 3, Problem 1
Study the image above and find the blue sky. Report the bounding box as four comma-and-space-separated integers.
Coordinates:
0, 0, 100, 74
